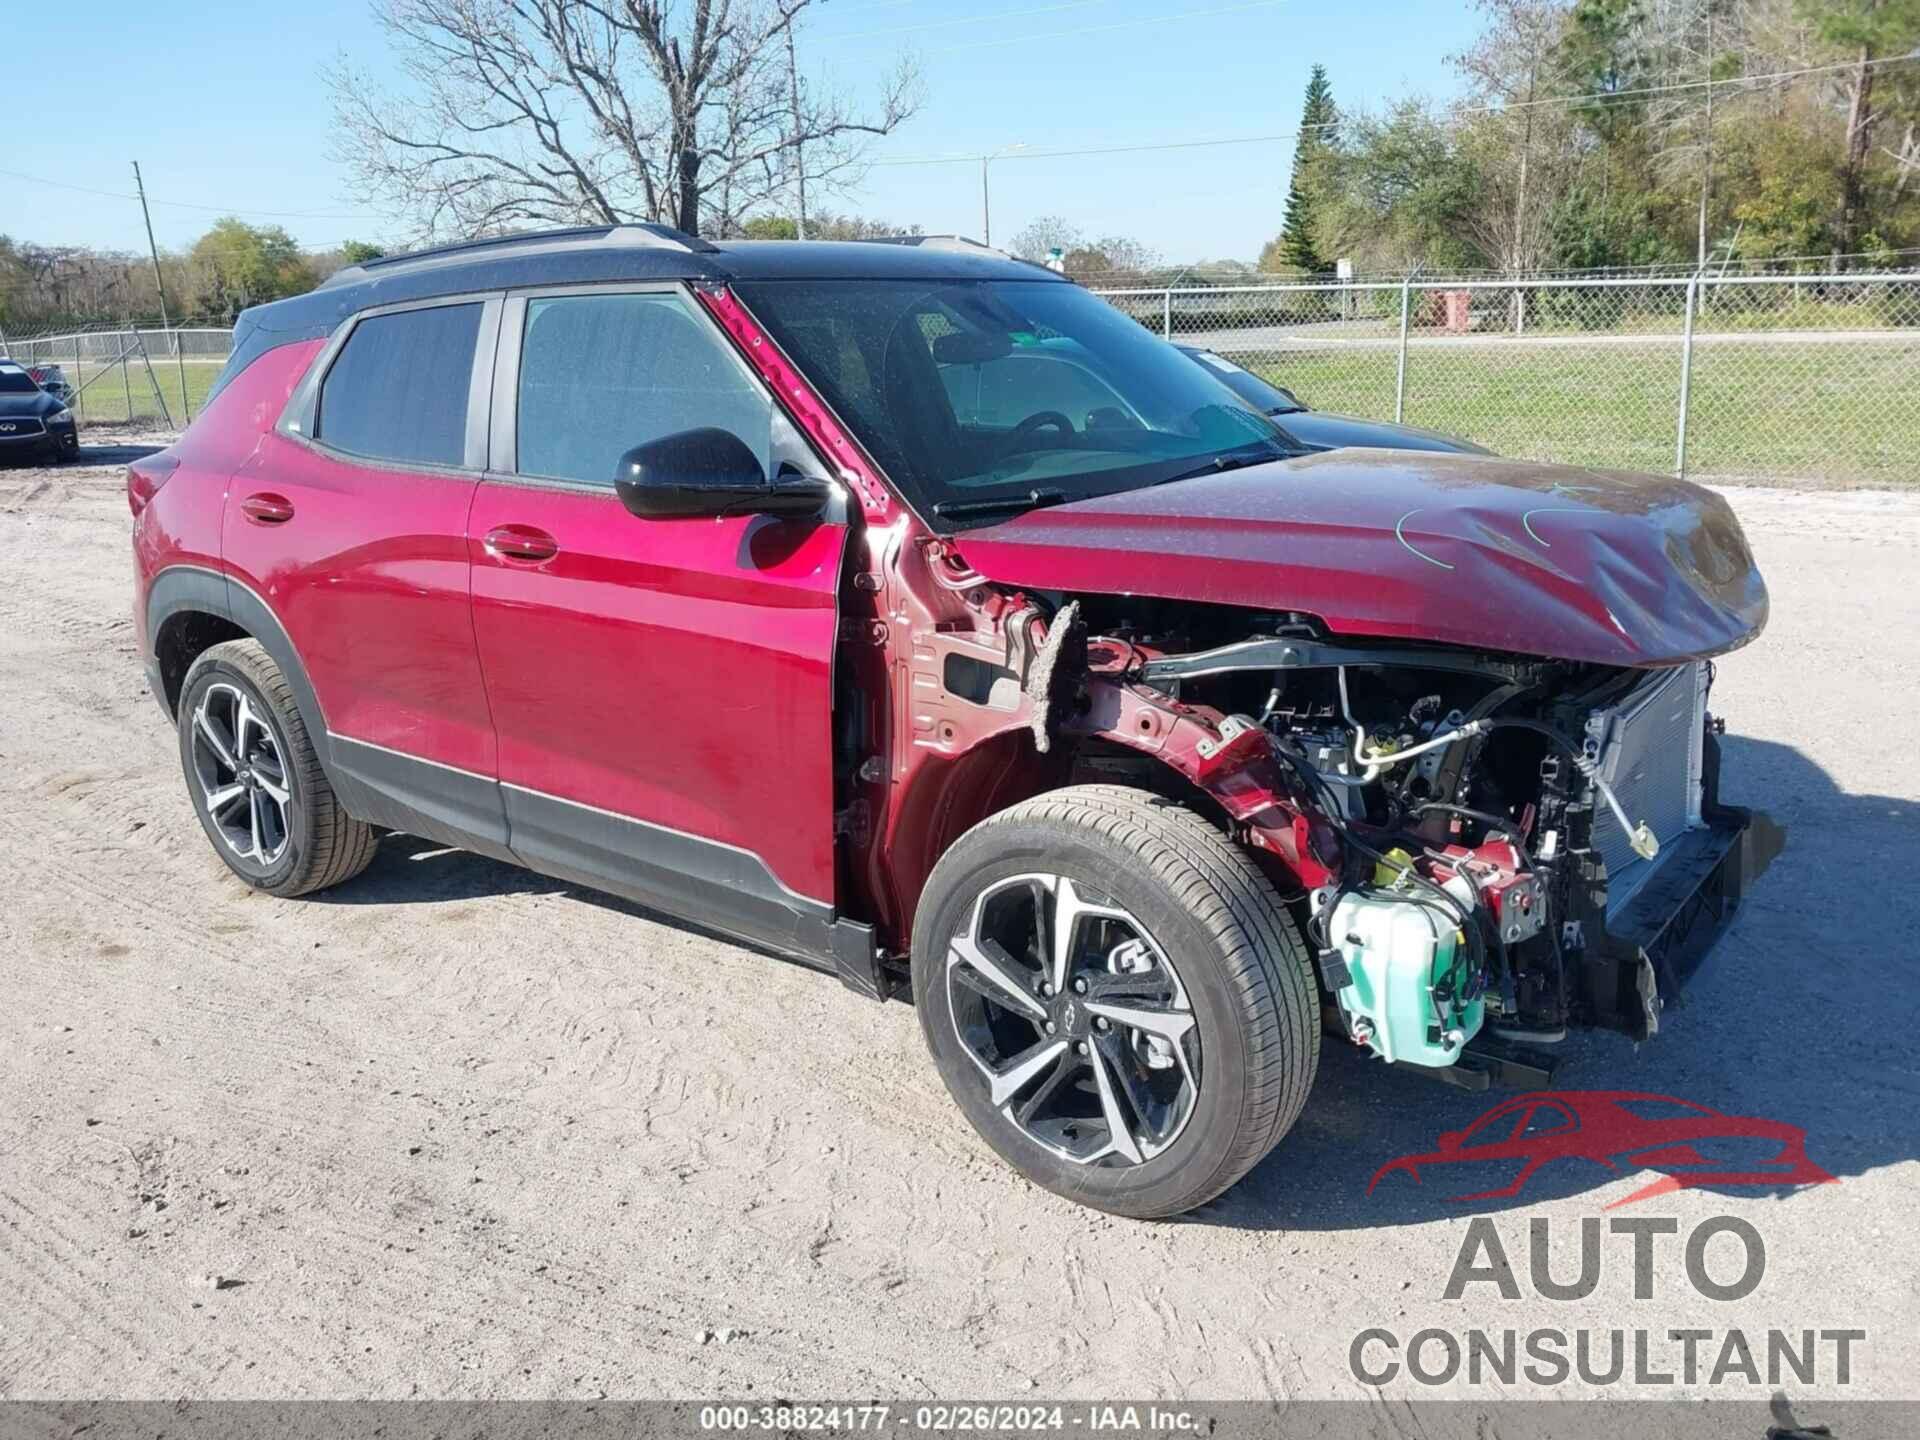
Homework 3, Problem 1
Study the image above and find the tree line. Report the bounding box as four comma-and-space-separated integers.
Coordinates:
1262, 0, 1920, 277
0, 222, 385, 336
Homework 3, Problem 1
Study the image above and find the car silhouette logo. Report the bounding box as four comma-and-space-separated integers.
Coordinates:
1368, 1090, 1837, 1208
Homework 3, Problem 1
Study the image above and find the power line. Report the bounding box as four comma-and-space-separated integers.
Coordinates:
7, 46, 1913, 235
934, 0, 1286, 53
1481, 52, 1919, 115
0, 166, 380, 223
873, 51, 1920, 166
820, 0, 1109, 43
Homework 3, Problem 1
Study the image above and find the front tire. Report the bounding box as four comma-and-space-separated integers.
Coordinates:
177, 639, 378, 898
912, 785, 1319, 1218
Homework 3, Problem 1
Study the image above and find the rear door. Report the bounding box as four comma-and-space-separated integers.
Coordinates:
224, 295, 510, 857
467, 284, 848, 956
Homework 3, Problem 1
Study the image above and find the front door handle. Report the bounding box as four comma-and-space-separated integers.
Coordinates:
483, 524, 560, 564
240, 492, 295, 525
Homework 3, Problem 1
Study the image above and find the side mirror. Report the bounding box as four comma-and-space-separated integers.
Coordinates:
614, 427, 830, 520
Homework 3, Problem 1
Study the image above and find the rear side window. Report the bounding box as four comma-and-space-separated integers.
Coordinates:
516, 291, 772, 486
316, 303, 482, 467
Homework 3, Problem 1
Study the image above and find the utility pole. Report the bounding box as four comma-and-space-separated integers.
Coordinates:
979, 144, 1027, 248
980, 156, 991, 246
1697, 8, 1714, 269
132, 160, 192, 424
784, 7, 808, 240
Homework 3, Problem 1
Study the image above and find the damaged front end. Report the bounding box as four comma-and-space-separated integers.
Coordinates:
897, 451, 1785, 1082
851, 559, 1783, 1087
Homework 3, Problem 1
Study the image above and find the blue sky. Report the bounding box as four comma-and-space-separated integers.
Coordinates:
5, 0, 1479, 263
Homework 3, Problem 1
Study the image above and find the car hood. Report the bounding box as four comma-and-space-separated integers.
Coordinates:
951, 448, 1768, 667
0, 391, 59, 420
1277, 410, 1491, 456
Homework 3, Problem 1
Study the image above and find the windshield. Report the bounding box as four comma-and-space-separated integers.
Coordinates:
0, 364, 42, 395
1180, 348, 1303, 413
732, 279, 1305, 527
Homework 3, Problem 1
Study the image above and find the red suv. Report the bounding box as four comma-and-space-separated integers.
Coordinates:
131, 227, 1781, 1218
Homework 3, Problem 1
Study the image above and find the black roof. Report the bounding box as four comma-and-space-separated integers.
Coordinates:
237, 225, 1063, 351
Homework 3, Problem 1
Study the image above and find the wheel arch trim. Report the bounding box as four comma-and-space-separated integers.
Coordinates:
146, 565, 329, 744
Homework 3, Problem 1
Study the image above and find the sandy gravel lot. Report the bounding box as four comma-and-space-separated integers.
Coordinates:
1, 434, 1916, 1403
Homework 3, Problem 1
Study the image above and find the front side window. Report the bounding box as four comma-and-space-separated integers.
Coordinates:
516, 290, 774, 486
732, 278, 1304, 527
316, 303, 481, 467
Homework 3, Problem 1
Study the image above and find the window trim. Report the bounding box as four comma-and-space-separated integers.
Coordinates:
278, 291, 503, 475
485, 280, 808, 496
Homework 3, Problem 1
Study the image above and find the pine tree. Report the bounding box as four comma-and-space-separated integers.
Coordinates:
1277, 185, 1322, 272
1274, 64, 1338, 273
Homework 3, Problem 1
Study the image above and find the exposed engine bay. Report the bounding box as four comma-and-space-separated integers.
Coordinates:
1030, 597, 1786, 1086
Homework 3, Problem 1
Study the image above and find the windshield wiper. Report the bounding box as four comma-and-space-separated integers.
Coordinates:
1155, 444, 1291, 487
932, 487, 1069, 520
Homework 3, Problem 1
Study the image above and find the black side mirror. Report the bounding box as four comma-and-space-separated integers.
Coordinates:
614, 427, 831, 520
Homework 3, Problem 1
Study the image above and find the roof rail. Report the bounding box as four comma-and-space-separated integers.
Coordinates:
854, 233, 1064, 279
855, 234, 1007, 256
319, 221, 717, 290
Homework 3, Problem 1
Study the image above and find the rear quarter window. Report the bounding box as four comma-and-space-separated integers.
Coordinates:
316, 303, 482, 467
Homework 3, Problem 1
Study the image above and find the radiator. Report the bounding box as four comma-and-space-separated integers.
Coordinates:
1586, 662, 1708, 915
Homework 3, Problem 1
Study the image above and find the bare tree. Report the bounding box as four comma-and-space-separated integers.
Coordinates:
1452, 0, 1581, 273
1006, 215, 1083, 262
326, 0, 920, 241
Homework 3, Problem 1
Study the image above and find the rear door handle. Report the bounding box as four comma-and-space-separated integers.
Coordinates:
240, 492, 295, 525
483, 524, 559, 564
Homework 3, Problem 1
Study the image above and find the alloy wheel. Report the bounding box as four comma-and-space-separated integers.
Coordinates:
946, 873, 1199, 1166
189, 681, 292, 869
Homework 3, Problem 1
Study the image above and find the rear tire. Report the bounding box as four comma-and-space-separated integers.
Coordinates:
177, 639, 378, 898
911, 784, 1319, 1218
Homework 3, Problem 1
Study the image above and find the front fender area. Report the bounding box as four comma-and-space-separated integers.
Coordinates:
855, 551, 1331, 950
1063, 675, 1336, 894
875, 663, 1330, 947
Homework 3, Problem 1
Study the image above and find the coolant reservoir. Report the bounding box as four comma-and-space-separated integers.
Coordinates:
1329, 892, 1485, 1068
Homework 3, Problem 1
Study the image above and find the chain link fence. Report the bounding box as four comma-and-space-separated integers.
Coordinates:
7, 280, 1918, 484
0, 327, 232, 428
1097, 273, 1920, 485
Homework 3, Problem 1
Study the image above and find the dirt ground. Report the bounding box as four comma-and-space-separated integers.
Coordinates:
1, 434, 1916, 1403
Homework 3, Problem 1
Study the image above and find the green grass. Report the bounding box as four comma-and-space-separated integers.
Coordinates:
65, 359, 220, 429
1232, 338, 1920, 484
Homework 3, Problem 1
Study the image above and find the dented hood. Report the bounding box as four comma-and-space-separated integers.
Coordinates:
951, 449, 1768, 667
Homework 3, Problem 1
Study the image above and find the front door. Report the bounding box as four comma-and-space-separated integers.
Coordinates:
467, 285, 848, 957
